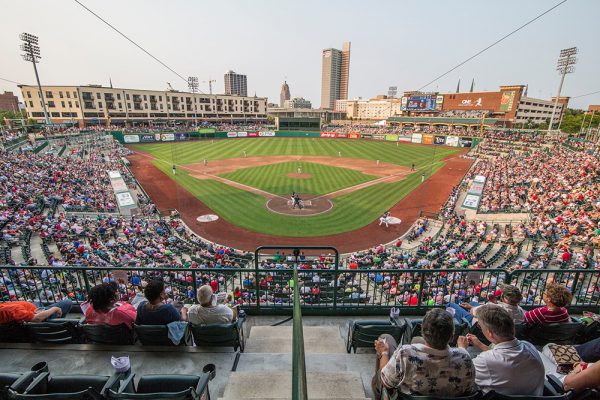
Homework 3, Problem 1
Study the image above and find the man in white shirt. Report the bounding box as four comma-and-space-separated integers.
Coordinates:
458, 304, 544, 396
187, 285, 237, 325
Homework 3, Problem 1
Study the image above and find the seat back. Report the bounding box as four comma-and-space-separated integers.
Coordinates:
189, 322, 240, 351
522, 322, 584, 346
0, 323, 29, 343
107, 374, 204, 400
137, 375, 200, 394
134, 325, 174, 346
82, 324, 134, 345
25, 320, 82, 344
0, 373, 21, 400
483, 390, 571, 399
387, 389, 483, 399
10, 372, 108, 399
348, 321, 406, 353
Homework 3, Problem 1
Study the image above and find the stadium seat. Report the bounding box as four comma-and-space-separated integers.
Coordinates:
7, 371, 123, 399
346, 319, 407, 353
381, 388, 483, 400
134, 325, 184, 346
0, 323, 30, 343
82, 324, 135, 345
107, 367, 215, 400
188, 318, 245, 352
25, 319, 84, 344
519, 321, 585, 346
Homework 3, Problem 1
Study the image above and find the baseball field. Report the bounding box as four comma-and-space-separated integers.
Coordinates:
128, 138, 468, 245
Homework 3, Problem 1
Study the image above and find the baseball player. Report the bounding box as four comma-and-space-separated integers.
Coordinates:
379, 211, 391, 227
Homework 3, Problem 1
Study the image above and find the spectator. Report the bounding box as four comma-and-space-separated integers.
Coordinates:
135, 280, 187, 325
447, 284, 525, 324
0, 299, 72, 323
84, 282, 136, 329
372, 308, 476, 397
563, 361, 600, 393
523, 283, 572, 325
187, 285, 237, 325
458, 304, 544, 395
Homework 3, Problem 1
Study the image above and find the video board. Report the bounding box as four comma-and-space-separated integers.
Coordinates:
401, 95, 437, 111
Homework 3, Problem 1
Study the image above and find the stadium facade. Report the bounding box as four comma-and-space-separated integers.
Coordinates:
18, 84, 267, 126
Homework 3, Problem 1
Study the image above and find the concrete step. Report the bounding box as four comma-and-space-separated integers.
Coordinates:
218, 371, 368, 400
245, 326, 346, 353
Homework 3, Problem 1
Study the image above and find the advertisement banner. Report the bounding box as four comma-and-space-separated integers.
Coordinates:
248, 132, 259, 137
336, 133, 347, 138
445, 136, 460, 147
123, 135, 140, 143
398, 135, 412, 142
348, 133, 360, 139
462, 194, 481, 210
175, 133, 188, 141
139, 134, 157, 142
320, 132, 336, 138
227, 132, 238, 138
434, 135, 446, 145
411, 133, 423, 144
422, 134, 434, 145
385, 134, 399, 142
161, 133, 175, 141
373, 134, 386, 140
198, 128, 216, 134
459, 137, 473, 147
259, 131, 275, 137
116, 192, 136, 208
237, 132, 248, 137
499, 90, 516, 111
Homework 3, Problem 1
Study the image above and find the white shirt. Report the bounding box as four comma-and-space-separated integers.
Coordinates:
472, 339, 545, 395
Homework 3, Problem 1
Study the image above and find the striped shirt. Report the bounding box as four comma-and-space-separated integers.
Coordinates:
523, 306, 570, 325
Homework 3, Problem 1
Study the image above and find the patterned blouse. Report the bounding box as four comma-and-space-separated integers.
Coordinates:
381, 343, 476, 396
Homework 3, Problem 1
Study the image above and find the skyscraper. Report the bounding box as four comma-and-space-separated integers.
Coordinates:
224, 70, 247, 97
321, 41, 351, 109
280, 81, 290, 108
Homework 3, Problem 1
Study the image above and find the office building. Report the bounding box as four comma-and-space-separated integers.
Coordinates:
345, 96, 401, 120
321, 41, 351, 109
284, 97, 312, 109
19, 84, 267, 126
0, 91, 20, 112
224, 70, 248, 97
280, 81, 290, 108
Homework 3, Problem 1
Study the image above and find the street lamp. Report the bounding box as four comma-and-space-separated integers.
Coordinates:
20, 32, 50, 126
548, 47, 577, 132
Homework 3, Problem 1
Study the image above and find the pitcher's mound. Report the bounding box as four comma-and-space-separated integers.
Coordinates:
287, 172, 312, 179
266, 194, 333, 216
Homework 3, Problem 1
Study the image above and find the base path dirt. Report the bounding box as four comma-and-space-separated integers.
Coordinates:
127, 151, 472, 253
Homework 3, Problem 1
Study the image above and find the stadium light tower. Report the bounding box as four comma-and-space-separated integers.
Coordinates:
20, 32, 50, 126
548, 47, 577, 131
188, 76, 199, 126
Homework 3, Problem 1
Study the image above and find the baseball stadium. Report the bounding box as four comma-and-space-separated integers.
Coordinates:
1, 1, 600, 399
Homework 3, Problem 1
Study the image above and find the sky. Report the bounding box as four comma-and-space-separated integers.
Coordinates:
1, 0, 599, 109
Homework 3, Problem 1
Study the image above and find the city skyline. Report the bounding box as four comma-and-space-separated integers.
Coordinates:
0, 0, 599, 109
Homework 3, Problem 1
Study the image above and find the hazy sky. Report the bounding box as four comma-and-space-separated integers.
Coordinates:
1, 0, 599, 109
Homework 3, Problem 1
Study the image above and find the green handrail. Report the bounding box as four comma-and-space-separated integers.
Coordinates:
292, 255, 308, 400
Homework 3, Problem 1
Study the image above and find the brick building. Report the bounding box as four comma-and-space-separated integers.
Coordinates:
0, 92, 19, 112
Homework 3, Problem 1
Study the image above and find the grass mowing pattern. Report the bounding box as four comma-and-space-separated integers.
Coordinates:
131, 138, 459, 237
220, 161, 377, 196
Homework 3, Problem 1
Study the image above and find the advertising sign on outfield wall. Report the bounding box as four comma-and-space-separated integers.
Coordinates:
140, 134, 158, 142
259, 131, 276, 137
462, 194, 481, 210
248, 132, 259, 137
422, 134, 434, 145
434, 135, 446, 145
336, 133, 347, 138
123, 135, 140, 143
445, 136, 459, 147
398, 135, 412, 142
373, 134, 386, 140
348, 133, 360, 139
227, 132, 238, 138
320, 132, 336, 138
411, 133, 422, 144
161, 133, 175, 141
198, 128, 216, 134
385, 134, 399, 141
459, 137, 473, 147
175, 133, 189, 141
237, 132, 248, 137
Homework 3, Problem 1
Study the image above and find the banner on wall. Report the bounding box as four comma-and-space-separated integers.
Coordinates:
227, 132, 238, 138
140, 134, 157, 142
198, 128, 216, 134
175, 133, 189, 141
462, 194, 481, 210
259, 131, 275, 137
459, 137, 473, 147
237, 132, 248, 137
434, 135, 446, 145
161, 133, 175, 141
123, 135, 140, 143
348, 133, 360, 139
248, 132, 259, 137
398, 135, 412, 142
320, 132, 336, 138
385, 134, 399, 141
336, 133, 347, 138
373, 134, 385, 140
422, 134, 434, 145
411, 133, 422, 143
445, 136, 459, 147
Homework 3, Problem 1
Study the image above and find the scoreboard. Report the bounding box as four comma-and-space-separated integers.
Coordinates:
401, 95, 438, 111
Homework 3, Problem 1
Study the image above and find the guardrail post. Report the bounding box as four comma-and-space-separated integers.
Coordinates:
417, 271, 424, 307
254, 249, 261, 311
191, 270, 197, 304
332, 255, 339, 312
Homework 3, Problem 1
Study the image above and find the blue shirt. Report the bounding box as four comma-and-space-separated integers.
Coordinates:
135, 301, 180, 325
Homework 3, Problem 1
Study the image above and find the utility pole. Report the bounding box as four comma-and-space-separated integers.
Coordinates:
20, 33, 50, 126
548, 47, 578, 132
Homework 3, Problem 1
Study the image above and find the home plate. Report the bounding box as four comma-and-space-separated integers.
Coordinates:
387, 217, 402, 225
197, 214, 219, 222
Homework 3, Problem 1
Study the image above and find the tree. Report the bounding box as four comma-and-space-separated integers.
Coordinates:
559, 108, 600, 134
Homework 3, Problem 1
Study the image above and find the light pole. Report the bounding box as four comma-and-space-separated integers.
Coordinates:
548, 47, 577, 132
188, 76, 199, 127
20, 32, 50, 126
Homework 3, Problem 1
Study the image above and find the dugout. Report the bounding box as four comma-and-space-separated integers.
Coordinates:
275, 117, 321, 131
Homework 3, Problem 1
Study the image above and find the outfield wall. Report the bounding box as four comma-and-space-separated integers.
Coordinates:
113, 130, 481, 148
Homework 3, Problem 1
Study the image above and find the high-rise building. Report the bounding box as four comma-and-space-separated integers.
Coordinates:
224, 70, 247, 97
280, 81, 290, 108
321, 41, 351, 109
284, 97, 312, 109
0, 91, 20, 112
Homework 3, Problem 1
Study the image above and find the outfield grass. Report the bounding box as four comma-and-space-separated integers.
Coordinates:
131, 138, 460, 237
220, 161, 377, 196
